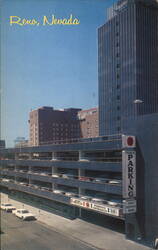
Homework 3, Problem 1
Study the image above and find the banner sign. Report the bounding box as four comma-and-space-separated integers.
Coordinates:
123, 199, 137, 214
122, 150, 136, 198
90, 203, 120, 216
70, 198, 120, 217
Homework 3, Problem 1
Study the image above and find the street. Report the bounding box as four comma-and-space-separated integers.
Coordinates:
1, 210, 97, 250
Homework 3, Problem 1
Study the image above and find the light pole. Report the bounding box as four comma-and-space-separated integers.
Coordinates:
133, 99, 144, 118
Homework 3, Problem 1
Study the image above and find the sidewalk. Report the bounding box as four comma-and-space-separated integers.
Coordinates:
1, 193, 153, 250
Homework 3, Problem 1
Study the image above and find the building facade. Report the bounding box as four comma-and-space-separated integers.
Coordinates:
0, 140, 5, 149
98, 0, 158, 244
98, 0, 158, 136
14, 137, 28, 148
0, 0, 158, 247
29, 107, 81, 146
78, 108, 99, 138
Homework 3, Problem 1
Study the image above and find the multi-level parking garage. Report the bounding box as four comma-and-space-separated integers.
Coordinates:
0, 134, 149, 244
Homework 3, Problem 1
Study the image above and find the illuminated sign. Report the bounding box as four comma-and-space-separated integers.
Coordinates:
122, 135, 136, 148
70, 198, 120, 217
122, 151, 136, 198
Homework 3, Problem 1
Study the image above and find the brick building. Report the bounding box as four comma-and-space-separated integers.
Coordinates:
29, 107, 81, 146
29, 106, 99, 146
77, 108, 99, 138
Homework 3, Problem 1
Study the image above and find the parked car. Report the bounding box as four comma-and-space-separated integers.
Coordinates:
78, 159, 90, 162
108, 180, 122, 185
64, 192, 78, 197
93, 177, 109, 183
0, 203, 16, 212
78, 176, 92, 182
19, 170, 27, 173
61, 174, 75, 179
40, 172, 48, 176
12, 209, 18, 215
27, 171, 34, 174
29, 184, 39, 189
80, 196, 92, 201
33, 172, 40, 175
19, 182, 27, 186
52, 174, 59, 178
107, 199, 122, 207
2, 178, 10, 182
91, 198, 106, 204
40, 187, 51, 191
53, 190, 65, 195
14, 209, 36, 220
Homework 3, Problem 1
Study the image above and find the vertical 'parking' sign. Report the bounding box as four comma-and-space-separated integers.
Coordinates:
122, 151, 136, 198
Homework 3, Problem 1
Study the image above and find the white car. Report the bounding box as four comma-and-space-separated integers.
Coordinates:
12, 209, 18, 215
107, 199, 122, 207
78, 159, 90, 162
0, 203, 16, 212
93, 177, 109, 183
14, 209, 35, 220
2, 178, 10, 182
19, 182, 27, 185
53, 190, 65, 195
52, 174, 59, 178
80, 196, 92, 201
40, 172, 48, 176
108, 180, 122, 185
61, 174, 75, 179
64, 192, 78, 197
40, 187, 51, 191
91, 198, 106, 204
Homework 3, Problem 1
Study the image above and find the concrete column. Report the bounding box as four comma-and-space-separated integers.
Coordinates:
125, 214, 142, 241
14, 164, 17, 183
79, 151, 85, 161
52, 183, 58, 191
52, 166, 58, 191
28, 153, 32, 160
14, 155, 18, 183
52, 152, 58, 161
78, 169, 85, 196
28, 166, 32, 185
52, 166, 57, 174
78, 169, 85, 178
15, 153, 19, 160
79, 151, 90, 161
78, 168, 86, 218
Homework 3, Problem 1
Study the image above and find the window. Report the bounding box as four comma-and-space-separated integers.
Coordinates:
117, 106, 120, 111
117, 127, 121, 132
116, 84, 120, 89
117, 95, 120, 100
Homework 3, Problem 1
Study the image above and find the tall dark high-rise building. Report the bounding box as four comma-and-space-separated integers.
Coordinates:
98, 0, 158, 243
98, 0, 158, 136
